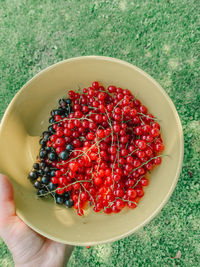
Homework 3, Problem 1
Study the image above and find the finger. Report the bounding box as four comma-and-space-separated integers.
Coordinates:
0, 174, 16, 227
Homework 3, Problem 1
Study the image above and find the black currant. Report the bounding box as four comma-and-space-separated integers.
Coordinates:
48, 182, 56, 191
34, 181, 42, 189
41, 176, 50, 185
37, 188, 47, 197
65, 199, 74, 208
65, 99, 72, 104
59, 151, 69, 160
66, 144, 73, 151
44, 166, 50, 173
33, 163, 39, 170
39, 150, 47, 159
48, 153, 57, 161
49, 117, 55, 124
39, 139, 46, 147
56, 196, 64, 204
64, 192, 70, 200
40, 162, 46, 169
50, 170, 55, 177
29, 171, 38, 180
38, 169, 44, 176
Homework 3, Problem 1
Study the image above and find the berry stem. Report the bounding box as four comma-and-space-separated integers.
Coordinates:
137, 113, 160, 122
132, 175, 145, 189
39, 180, 91, 197
130, 154, 167, 174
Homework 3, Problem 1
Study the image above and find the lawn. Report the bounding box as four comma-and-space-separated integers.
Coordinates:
0, 0, 199, 266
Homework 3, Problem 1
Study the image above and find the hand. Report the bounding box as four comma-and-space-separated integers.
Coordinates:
0, 174, 74, 267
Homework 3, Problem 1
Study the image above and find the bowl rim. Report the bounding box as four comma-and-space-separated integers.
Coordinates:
0, 56, 184, 245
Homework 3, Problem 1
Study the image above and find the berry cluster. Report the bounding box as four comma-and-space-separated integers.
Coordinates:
29, 82, 164, 216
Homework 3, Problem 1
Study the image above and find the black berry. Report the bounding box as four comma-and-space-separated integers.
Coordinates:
64, 192, 70, 200
40, 162, 46, 169
48, 153, 57, 161
65, 99, 72, 104
41, 176, 50, 185
37, 189, 47, 197
29, 171, 38, 180
66, 144, 73, 151
56, 196, 64, 204
39, 139, 46, 147
43, 131, 51, 141
34, 181, 42, 189
48, 182, 56, 191
65, 199, 74, 208
38, 169, 44, 176
59, 151, 69, 160
33, 163, 39, 170
48, 125, 54, 132
49, 117, 55, 124
39, 150, 47, 159
50, 170, 55, 177
44, 166, 50, 173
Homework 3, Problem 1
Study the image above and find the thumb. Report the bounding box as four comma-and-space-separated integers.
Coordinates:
0, 174, 16, 229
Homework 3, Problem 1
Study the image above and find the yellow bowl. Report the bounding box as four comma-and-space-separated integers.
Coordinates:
0, 56, 183, 245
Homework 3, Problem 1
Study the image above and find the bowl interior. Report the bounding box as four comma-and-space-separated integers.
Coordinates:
0, 56, 183, 245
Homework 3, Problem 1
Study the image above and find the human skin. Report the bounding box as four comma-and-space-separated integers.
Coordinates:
0, 174, 74, 267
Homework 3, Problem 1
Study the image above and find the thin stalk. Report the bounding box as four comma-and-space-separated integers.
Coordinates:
39, 180, 91, 197
130, 154, 167, 174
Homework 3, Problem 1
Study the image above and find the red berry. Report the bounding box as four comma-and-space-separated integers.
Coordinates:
151, 122, 160, 129
86, 132, 95, 140
113, 124, 120, 132
55, 137, 66, 147
92, 81, 99, 89
115, 199, 125, 210
82, 120, 89, 128
136, 188, 144, 197
154, 143, 164, 152
99, 104, 106, 113
94, 177, 102, 186
95, 114, 103, 123
114, 189, 124, 197
121, 148, 128, 157
55, 115, 62, 122
104, 207, 112, 214
137, 140, 147, 150
126, 156, 134, 164
126, 188, 137, 199
154, 157, 162, 165
150, 128, 160, 137
107, 85, 116, 93
120, 136, 129, 144
82, 105, 89, 113
140, 178, 149, 186
127, 202, 137, 209
77, 209, 84, 216
107, 104, 114, 112
133, 159, 141, 168
98, 92, 106, 101
56, 187, 65, 195
122, 106, 130, 115
114, 107, 122, 115
68, 162, 79, 172
51, 177, 58, 184
139, 105, 147, 114
134, 126, 143, 135
130, 108, 137, 117
80, 192, 88, 201
112, 173, 121, 182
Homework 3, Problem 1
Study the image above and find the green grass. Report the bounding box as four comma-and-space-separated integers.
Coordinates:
0, 0, 199, 266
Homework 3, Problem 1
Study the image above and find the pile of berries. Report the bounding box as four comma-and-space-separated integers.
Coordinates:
29, 82, 164, 216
